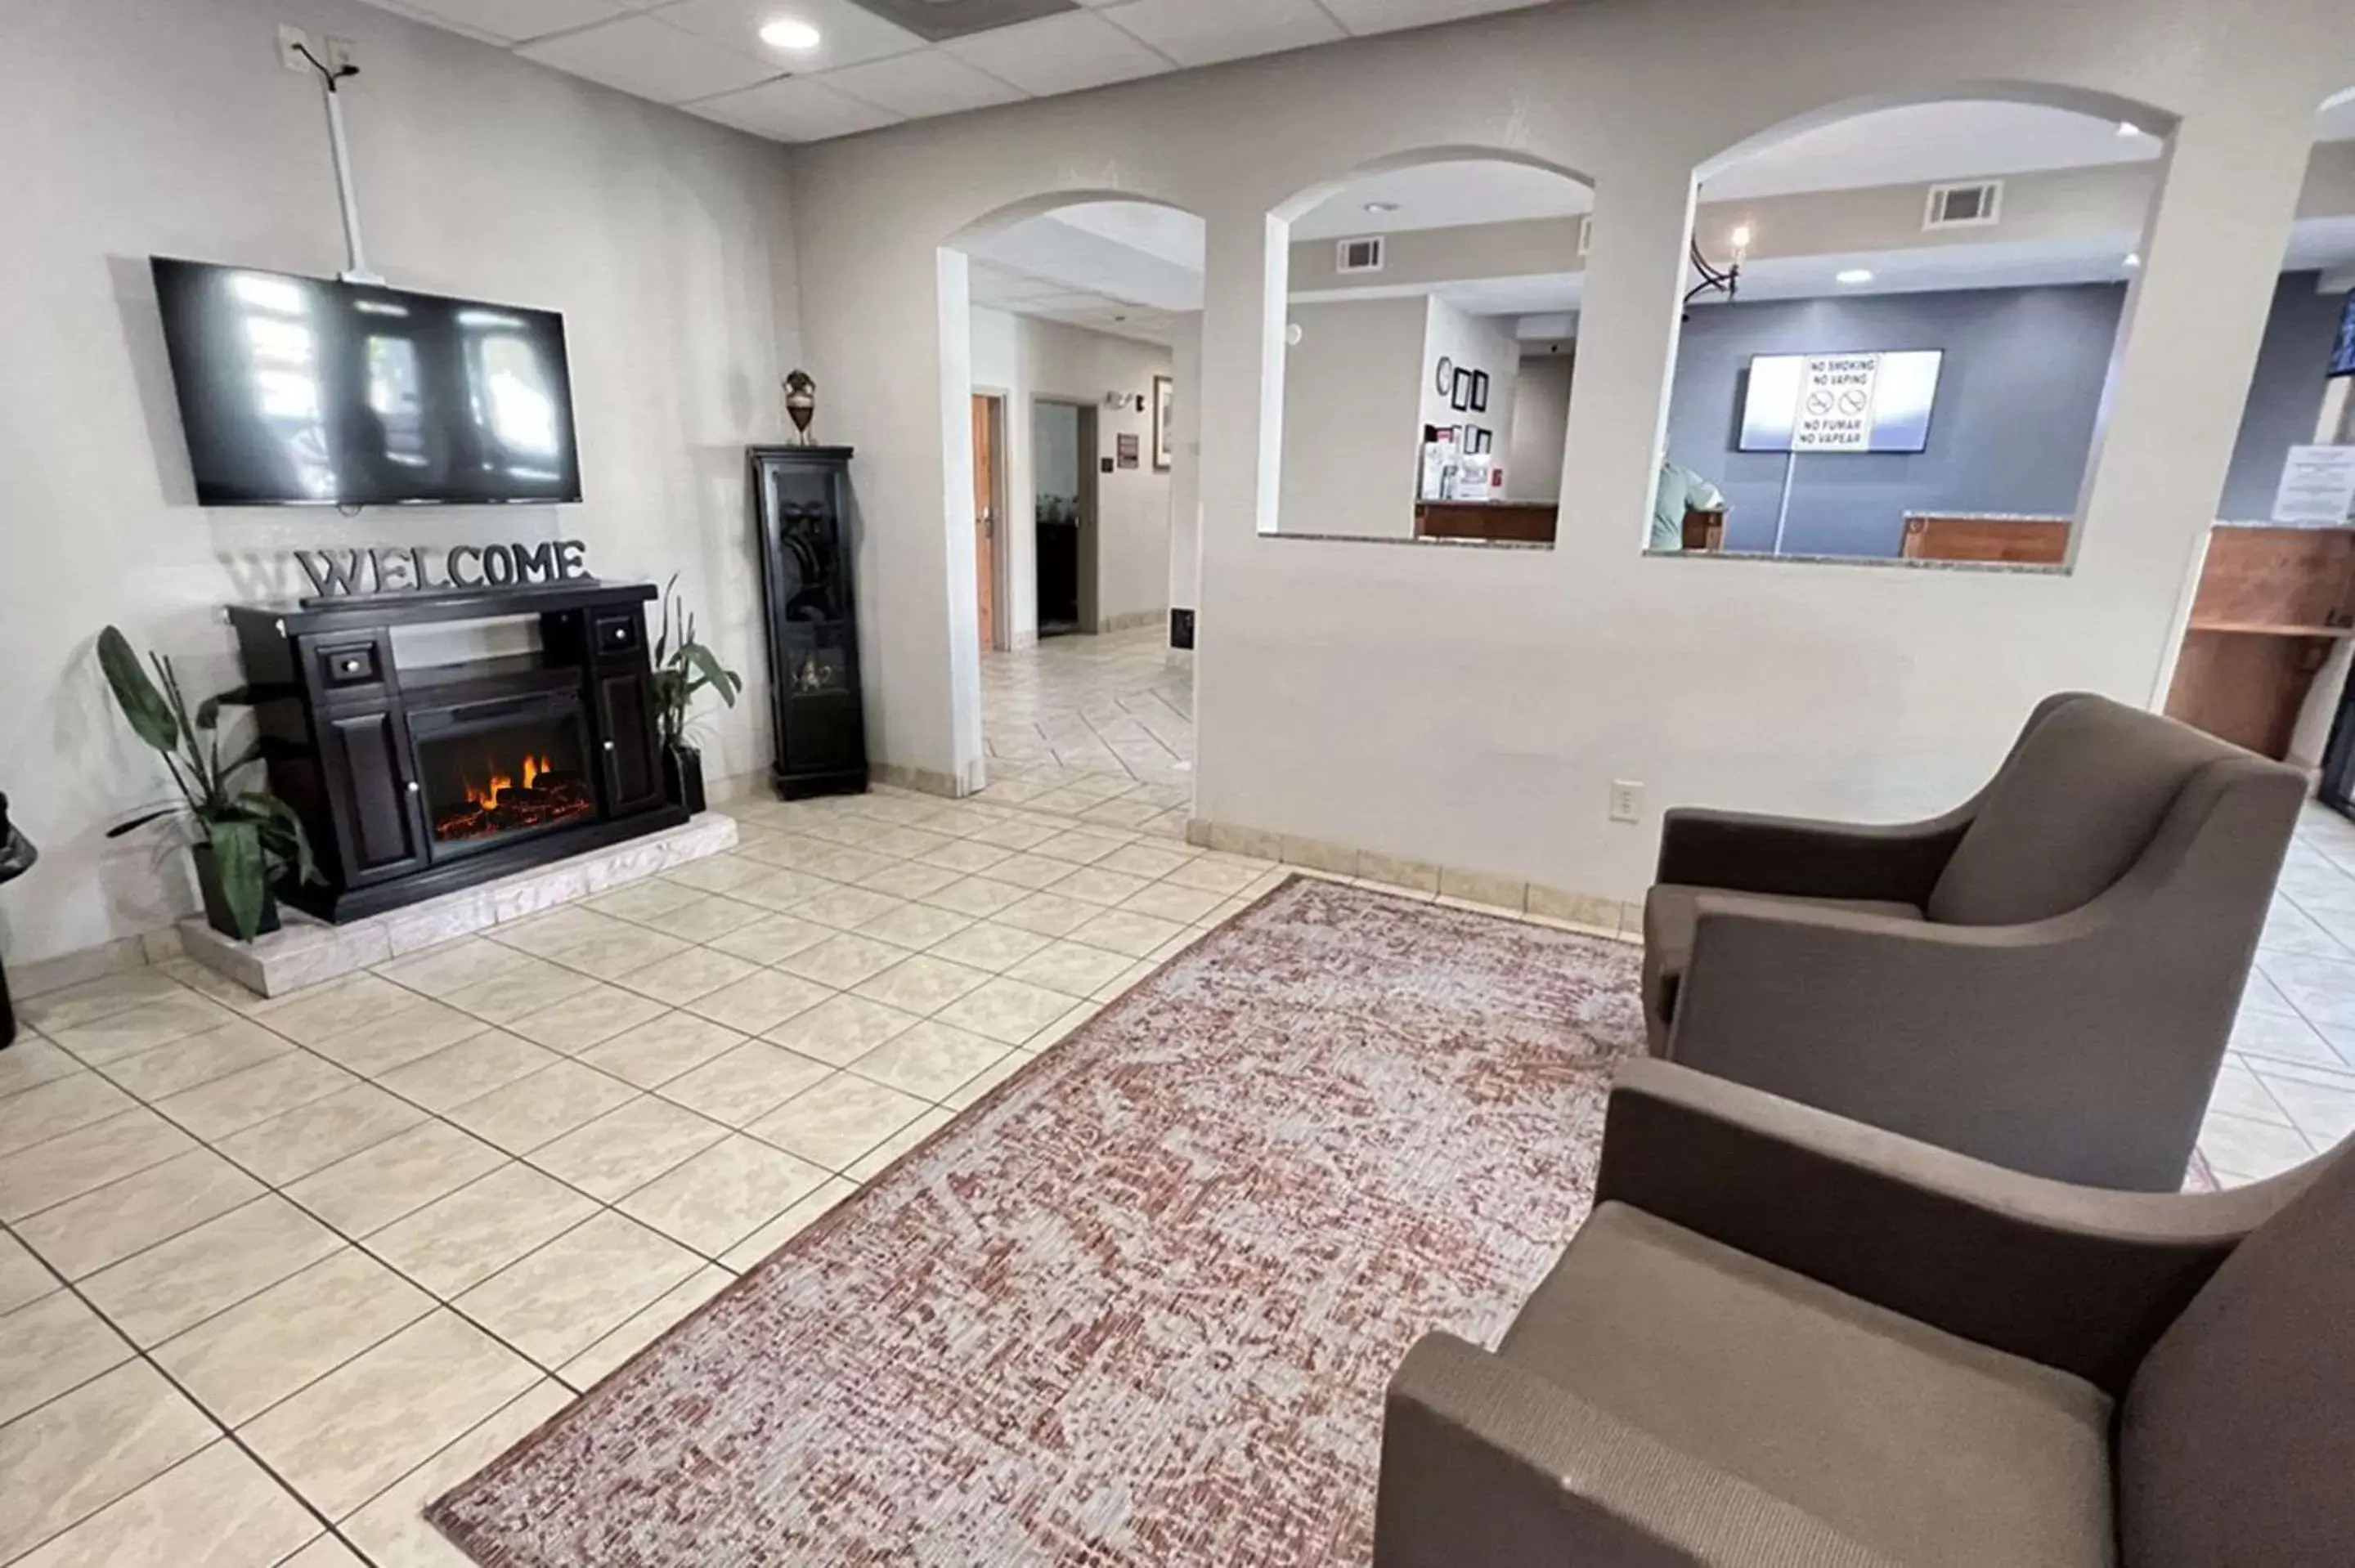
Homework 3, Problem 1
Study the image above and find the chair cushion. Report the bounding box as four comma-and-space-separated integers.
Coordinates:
1502, 1203, 2116, 1568
1642, 884, 1922, 1046
1927, 695, 2223, 926
2120, 1145, 2355, 1567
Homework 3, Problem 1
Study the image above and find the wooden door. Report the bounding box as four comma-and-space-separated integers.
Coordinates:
972, 394, 998, 649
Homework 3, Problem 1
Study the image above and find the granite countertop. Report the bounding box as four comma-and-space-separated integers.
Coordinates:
1266, 531, 1552, 551
1644, 548, 2068, 575
1899, 510, 2071, 523
1414, 500, 1560, 510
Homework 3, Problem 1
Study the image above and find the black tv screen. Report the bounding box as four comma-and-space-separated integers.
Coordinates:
2332, 290, 2355, 379
151, 258, 581, 507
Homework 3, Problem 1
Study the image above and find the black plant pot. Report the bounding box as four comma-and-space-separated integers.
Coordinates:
662, 744, 707, 815
191, 842, 280, 942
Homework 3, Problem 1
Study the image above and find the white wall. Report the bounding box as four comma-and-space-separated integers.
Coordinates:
1167, 313, 1204, 620
1420, 298, 1519, 492
967, 307, 1174, 641
1509, 352, 1576, 501
0, 0, 801, 965
1277, 297, 1428, 537
790, 0, 2344, 907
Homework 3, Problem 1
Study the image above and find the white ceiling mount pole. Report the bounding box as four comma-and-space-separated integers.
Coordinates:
297, 43, 381, 284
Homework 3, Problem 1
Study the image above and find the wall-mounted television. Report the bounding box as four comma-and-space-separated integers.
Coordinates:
2330, 292, 2355, 379
151, 258, 581, 507
1737, 349, 1944, 455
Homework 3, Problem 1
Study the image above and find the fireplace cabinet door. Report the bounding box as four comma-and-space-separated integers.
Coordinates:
593, 670, 664, 818
323, 708, 428, 883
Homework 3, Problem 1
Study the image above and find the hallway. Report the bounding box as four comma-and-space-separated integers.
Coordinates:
977, 629, 1193, 836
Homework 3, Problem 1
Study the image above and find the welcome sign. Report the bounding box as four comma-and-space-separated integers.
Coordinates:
292, 540, 593, 599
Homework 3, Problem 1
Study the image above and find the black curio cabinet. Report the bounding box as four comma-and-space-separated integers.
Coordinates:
750, 446, 868, 800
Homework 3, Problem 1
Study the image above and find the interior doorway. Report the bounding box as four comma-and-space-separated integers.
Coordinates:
1032, 396, 1098, 638
971, 392, 1006, 651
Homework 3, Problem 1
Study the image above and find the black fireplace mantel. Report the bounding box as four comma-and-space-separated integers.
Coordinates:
227, 581, 688, 925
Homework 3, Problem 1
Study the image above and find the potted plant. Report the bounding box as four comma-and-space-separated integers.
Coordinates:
651, 577, 742, 814
96, 626, 320, 943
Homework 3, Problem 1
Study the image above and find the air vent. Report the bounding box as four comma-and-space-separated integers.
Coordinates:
1924, 180, 2003, 231
1335, 236, 1385, 275
1577, 215, 1593, 257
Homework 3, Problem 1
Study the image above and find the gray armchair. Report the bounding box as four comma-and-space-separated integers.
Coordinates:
1643, 692, 2303, 1190
1375, 1059, 2353, 1568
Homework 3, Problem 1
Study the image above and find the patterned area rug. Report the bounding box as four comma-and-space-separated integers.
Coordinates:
431, 877, 1648, 1566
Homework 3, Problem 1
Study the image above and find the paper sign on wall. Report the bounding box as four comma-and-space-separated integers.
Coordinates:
2270, 445, 2355, 526
1791, 354, 1881, 452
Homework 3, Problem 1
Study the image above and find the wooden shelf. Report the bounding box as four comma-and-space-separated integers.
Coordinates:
2185, 620, 2355, 638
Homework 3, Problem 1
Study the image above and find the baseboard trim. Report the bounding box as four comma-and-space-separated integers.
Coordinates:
872, 762, 966, 799
1185, 817, 1640, 939
1097, 609, 1164, 634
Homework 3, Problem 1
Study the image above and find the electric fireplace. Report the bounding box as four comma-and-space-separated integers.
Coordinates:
227, 580, 687, 924
411, 693, 597, 853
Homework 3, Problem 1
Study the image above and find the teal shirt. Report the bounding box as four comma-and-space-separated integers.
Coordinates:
1651, 461, 1725, 549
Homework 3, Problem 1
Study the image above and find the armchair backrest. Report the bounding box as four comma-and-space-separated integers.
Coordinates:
2117, 1141, 2355, 1566
1925, 695, 2252, 926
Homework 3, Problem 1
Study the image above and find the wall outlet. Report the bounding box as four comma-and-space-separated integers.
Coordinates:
276, 24, 312, 73
1608, 780, 1644, 824
324, 35, 357, 73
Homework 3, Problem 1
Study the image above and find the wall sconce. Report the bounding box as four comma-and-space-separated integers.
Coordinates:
1104, 392, 1145, 412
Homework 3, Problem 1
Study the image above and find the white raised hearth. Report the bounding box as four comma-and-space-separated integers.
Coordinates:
180, 810, 738, 997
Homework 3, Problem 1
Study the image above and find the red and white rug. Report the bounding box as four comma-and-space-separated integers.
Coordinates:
430, 876, 1648, 1566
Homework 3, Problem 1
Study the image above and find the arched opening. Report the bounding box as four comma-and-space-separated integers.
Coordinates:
1264, 151, 1597, 544
1657, 92, 2173, 562
940, 194, 1204, 826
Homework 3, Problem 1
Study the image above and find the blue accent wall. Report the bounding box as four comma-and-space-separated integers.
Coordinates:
1666, 283, 2124, 557
2218, 272, 2346, 520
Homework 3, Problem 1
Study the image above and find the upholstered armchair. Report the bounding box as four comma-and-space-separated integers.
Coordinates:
1374, 1059, 2352, 1568
1642, 692, 2303, 1190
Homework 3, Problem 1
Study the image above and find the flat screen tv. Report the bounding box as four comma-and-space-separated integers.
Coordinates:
2330, 291, 2355, 379
1737, 349, 1944, 455
151, 258, 581, 507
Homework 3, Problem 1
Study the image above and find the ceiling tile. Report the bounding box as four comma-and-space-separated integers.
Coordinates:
689, 74, 907, 140
942, 11, 1172, 97
651, 0, 926, 74
817, 48, 1028, 117
394, 0, 631, 43
1097, 0, 1343, 68
518, 14, 781, 101
1321, 0, 1545, 37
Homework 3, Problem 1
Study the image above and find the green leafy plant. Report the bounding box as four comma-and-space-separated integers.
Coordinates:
651, 576, 742, 751
97, 626, 319, 941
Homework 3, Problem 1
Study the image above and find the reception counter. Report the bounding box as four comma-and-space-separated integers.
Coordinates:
2166, 523, 2355, 759
1415, 500, 1559, 544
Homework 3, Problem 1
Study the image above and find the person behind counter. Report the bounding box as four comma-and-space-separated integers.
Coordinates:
1650, 457, 1726, 551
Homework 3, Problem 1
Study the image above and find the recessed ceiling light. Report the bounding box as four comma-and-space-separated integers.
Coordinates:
2117, 120, 2142, 137
1836, 268, 1874, 284
759, 16, 822, 50
1364, 200, 1400, 214
2124, 252, 2142, 267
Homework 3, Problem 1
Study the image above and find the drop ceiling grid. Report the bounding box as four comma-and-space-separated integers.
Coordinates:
358, 0, 1554, 142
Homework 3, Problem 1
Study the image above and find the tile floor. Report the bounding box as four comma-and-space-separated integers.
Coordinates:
981, 625, 1192, 795
2, 778, 2348, 1565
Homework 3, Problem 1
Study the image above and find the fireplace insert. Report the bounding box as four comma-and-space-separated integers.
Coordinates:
410, 692, 596, 856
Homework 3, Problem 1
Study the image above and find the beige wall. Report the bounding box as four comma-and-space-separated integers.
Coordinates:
970, 308, 1174, 642
1509, 352, 1576, 501
798, 0, 2345, 905
0, 0, 803, 965
1277, 297, 1428, 538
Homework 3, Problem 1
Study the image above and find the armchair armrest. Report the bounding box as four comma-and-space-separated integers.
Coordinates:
1654, 806, 1967, 905
1594, 1060, 2312, 1395
1376, 1333, 1894, 1568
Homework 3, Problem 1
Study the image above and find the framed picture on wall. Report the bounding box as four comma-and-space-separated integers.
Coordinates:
1470, 370, 1490, 413
1451, 368, 1474, 411
1151, 374, 1174, 470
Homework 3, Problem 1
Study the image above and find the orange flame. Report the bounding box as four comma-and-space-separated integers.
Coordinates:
460, 754, 555, 811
